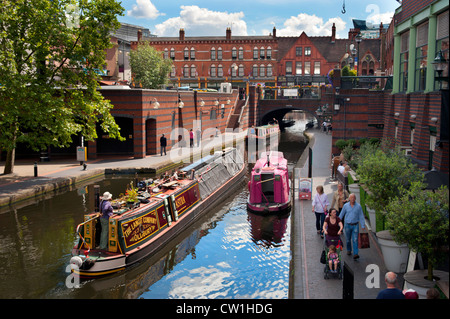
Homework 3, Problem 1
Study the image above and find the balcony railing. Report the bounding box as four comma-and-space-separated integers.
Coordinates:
341, 76, 393, 90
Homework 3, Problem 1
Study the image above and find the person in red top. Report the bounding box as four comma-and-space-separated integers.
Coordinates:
189, 129, 194, 148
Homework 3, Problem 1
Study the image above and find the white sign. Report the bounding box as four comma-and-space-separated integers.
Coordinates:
283, 89, 298, 97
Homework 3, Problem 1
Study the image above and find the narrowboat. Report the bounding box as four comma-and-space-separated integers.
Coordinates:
246, 124, 280, 146
247, 151, 291, 215
70, 148, 245, 278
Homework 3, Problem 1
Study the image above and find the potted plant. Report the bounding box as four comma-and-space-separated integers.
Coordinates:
386, 182, 449, 298
125, 181, 139, 208
356, 139, 424, 272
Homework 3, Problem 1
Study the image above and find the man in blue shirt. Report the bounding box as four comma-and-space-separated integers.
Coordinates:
339, 193, 365, 259
376, 272, 405, 299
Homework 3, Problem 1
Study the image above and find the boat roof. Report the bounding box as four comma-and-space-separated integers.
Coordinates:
253, 151, 288, 171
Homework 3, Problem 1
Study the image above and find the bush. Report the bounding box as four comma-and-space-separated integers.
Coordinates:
335, 139, 348, 150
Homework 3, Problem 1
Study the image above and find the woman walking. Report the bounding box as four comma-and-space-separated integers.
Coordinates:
312, 185, 330, 238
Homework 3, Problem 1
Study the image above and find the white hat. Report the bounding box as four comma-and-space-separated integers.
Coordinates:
102, 192, 112, 200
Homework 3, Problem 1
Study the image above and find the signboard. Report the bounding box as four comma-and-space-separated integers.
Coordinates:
283, 89, 298, 97
76, 146, 87, 162
299, 178, 312, 200
121, 210, 159, 248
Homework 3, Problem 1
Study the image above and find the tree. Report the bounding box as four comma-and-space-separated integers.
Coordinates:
0, 0, 125, 174
129, 41, 173, 89
356, 139, 424, 214
386, 182, 449, 280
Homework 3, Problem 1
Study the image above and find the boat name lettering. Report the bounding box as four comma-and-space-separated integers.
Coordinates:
175, 196, 186, 207
121, 211, 159, 248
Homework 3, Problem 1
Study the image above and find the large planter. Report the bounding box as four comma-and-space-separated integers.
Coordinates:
404, 270, 449, 299
366, 205, 376, 231
348, 183, 360, 203
376, 230, 410, 273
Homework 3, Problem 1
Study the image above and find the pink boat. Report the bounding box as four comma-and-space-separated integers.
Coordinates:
247, 151, 291, 214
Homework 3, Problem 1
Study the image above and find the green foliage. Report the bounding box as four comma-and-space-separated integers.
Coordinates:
129, 42, 173, 89
335, 139, 348, 150
341, 65, 357, 76
356, 139, 424, 214
0, 0, 125, 173
386, 182, 449, 279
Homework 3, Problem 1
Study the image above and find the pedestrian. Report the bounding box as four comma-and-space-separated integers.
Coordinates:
99, 191, 113, 250
160, 134, 167, 156
322, 121, 327, 133
215, 126, 219, 137
189, 129, 194, 148
339, 193, 365, 259
323, 208, 343, 248
376, 272, 405, 299
331, 182, 349, 215
196, 127, 201, 147
312, 185, 330, 238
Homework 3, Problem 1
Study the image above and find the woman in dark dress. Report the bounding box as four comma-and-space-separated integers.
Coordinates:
323, 208, 343, 247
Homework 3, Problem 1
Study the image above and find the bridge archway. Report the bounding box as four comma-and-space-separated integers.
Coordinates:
260, 107, 319, 131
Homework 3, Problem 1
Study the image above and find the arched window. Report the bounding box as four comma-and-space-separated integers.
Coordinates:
217, 47, 223, 60
239, 47, 244, 60
267, 64, 273, 77
260, 47, 265, 59
211, 47, 216, 60
170, 65, 176, 77
266, 46, 272, 60
253, 47, 258, 59
260, 64, 265, 77
238, 64, 244, 77
164, 48, 169, 59
252, 64, 258, 77
183, 64, 189, 77
232, 47, 237, 60
190, 47, 195, 60
218, 64, 223, 77
210, 64, 216, 77
184, 47, 189, 60
191, 64, 196, 77
170, 48, 175, 60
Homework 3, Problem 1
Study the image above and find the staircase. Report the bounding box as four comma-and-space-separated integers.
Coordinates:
227, 97, 248, 130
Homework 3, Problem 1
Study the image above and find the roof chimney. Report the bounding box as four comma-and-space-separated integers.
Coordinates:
331, 23, 336, 43
137, 29, 142, 42
273, 26, 277, 38
226, 27, 231, 40
179, 28, 185, 41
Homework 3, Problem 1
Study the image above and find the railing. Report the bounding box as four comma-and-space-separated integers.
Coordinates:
341, 76, 393, 90
261, 86, 325, 100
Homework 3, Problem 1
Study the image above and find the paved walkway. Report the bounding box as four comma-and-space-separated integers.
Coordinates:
290, 129, 401, 299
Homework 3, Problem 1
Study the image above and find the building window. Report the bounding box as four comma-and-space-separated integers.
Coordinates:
260, 47, 265, 59
267, 64, 273, 77
239, 65, 244, 77
314, 61, 321, 75
304, 61, 311, 75
267, 47, 272, 60
217, 47, 223, 60
231, 64, 237, 77
239, 47, 244, 60
285, 61, 292, 75
253, 47, 258, 59
295, 62, 302, 75
399, 31, 409, 92
232, 47, 237, 60
170, 48, 175, 60
210, 65, 216, 77
305, 47, 311, 56
260, 65, 265, 77
435, 10, 449, 90
429, 131, 437, 170
296, 47, 302, 56
218, 64, 223, 77
191, 64, 196, 77
415, 22, 428, 91
211, 48, 216, 60
253, 64, 258, 77
190, 47, 196, 60
184, 47, 189, 60
170, 66, 176, 77
164, 48, 169, 60
183, 64, 189, 77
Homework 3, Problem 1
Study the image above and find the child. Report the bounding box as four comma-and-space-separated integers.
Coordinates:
327, 245, 339, 272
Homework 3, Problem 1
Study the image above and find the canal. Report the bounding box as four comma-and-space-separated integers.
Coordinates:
0, 119, 310, 299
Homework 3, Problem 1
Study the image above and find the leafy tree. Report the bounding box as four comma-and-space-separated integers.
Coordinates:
129, 41, 173, 89
356, 139, 424, 214
0, 0, 125, 174
386, 182, 449, 280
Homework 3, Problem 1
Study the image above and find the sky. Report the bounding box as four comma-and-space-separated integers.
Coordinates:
118, 0, 401, 39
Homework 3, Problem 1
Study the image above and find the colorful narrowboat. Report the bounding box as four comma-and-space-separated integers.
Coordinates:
70, 148, 245, 278
247, 151, 291, 215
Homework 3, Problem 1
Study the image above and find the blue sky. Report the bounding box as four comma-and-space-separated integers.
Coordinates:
119, 0, 400, 38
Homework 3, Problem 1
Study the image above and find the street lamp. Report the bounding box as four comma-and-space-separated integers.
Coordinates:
432, 50, 448, 89
355, 33, 362, 77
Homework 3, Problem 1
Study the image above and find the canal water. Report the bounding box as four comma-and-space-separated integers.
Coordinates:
0, 119, 311, 299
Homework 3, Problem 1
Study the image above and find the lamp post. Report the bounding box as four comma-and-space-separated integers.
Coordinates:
355, 33, 362, 77
432, 50, 448, 89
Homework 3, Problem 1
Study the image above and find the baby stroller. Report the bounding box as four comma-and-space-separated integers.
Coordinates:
323, 235, 343, 279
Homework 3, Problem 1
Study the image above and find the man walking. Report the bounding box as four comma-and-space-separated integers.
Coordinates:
160, 134, 167, 156
376, 272, 405, 299
339, 193, 365, 259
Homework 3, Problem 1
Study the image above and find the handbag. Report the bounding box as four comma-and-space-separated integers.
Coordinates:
317, 195, 328, 215
320, 250, 326, 264
358, 232, 370, 249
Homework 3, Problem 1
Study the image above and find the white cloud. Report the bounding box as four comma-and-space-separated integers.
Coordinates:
275, 13, 346, 38
127, 0, 163, 19
154, 5, 247, 37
